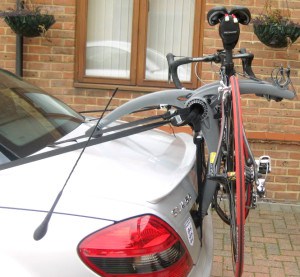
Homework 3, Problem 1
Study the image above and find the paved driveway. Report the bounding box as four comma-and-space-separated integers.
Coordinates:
212, 202, 300, 276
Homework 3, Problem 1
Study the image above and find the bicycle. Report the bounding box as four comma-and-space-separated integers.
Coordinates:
95, 6, 295, 277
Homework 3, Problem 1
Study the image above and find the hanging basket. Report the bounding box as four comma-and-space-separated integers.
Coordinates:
0, 7, 55, 38
4, 13, 55, 37
254, 22, 300, 48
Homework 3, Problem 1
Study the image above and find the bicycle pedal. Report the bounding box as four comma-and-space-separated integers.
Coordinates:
256, 178, 266, 198
256, 155, 271, 174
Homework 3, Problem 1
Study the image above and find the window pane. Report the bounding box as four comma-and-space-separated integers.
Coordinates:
146, 0, 195, 81
85, 0, 133, 79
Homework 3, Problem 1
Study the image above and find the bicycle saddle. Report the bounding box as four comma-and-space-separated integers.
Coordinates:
207, 6, 227, 26
207, 6, 251, 26
230, 6, 251, 25
207, 6, 251, 50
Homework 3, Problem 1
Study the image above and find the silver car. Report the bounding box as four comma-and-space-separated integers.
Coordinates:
0, 68, 213, 276
85, 40, 191, 81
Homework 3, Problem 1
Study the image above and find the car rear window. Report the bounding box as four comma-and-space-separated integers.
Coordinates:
0, 79, 84, 159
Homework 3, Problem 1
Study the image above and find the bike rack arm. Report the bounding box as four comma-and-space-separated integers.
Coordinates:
98, 89, 193, 129
193, 79, 295, 100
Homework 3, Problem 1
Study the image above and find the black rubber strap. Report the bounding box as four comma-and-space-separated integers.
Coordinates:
0, 119, 170, 171
54, 112, 172, 146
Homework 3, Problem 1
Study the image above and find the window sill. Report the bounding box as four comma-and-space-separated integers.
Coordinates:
74, 82, 168, 93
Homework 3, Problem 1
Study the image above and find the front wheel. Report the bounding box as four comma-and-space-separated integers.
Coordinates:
230, 75, 246, 276
213, 76, 246, 276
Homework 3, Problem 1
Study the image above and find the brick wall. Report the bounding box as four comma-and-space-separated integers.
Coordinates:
0, 0, 299, 201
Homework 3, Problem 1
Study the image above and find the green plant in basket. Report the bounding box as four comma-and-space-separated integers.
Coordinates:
0, 0, 55, 38
252, 0, 300, 48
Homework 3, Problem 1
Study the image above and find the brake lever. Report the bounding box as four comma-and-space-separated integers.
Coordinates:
271, 65, 291, 89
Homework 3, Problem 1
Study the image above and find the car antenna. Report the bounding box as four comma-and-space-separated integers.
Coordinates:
33, 88, 119, 241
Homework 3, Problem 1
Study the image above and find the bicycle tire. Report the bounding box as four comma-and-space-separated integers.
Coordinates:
230, 75, 246, 277
212, 99, 253, 227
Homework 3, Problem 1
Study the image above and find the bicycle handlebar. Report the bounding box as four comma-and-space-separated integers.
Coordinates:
167, 49, 256, 89
166, 54, 193, 89
239, 48, 255, 79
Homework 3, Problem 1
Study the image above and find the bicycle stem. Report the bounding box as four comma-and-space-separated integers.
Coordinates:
223, 49, 235, 81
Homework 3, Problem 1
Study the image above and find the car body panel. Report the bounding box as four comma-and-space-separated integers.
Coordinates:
1, 124, 196, 210
0, 127, 213, 276
0, 68, 213, 276
0, 208, 112, 277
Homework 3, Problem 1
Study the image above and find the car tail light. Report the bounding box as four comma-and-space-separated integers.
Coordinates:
78, 215, 193, 276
